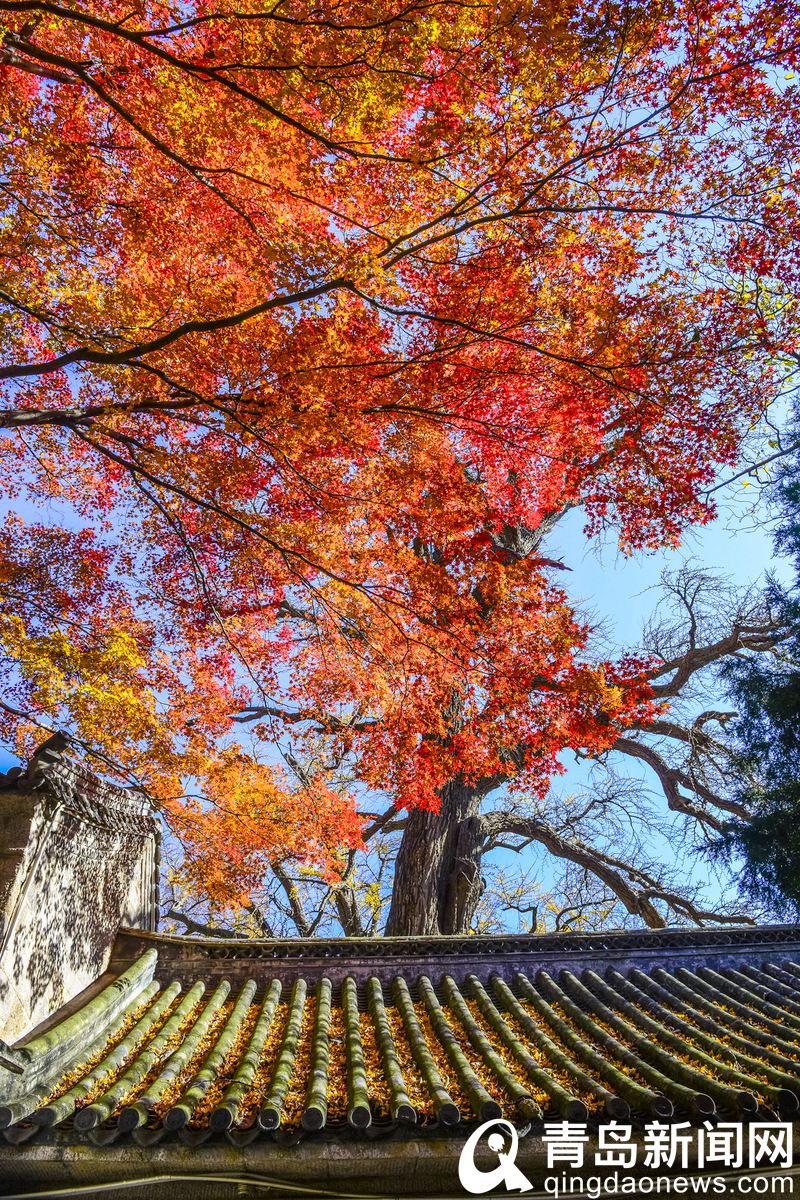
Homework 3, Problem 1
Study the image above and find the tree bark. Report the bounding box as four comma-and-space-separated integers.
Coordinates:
440, 813, 485, 934
384, 778, 484, 936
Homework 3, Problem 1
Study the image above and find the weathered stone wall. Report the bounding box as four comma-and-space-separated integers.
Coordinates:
0, 748, 159, 1043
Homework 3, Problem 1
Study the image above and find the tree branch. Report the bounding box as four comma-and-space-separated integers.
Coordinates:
272, 862, 311, 937
648, 623, 783, 698
480, 811, 753, 928
166, 909, 245, 939
611, 737, 740, 829
0, 42, 78, 82
0, 277, 352, 380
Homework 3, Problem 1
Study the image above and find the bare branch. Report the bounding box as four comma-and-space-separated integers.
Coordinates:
166, 909, 245, 939
611, 737, 745, 828
649, 623, 782, 698
272, 862, 311, 937
481, 810, 753, 928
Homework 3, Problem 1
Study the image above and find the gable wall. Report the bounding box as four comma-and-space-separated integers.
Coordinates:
0, 758, 159, 1043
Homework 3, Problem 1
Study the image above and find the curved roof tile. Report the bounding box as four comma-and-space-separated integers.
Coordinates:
3, 932, 800, 1144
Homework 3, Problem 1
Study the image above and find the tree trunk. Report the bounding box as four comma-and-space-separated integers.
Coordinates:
334, 884, 366, 937
440, 812, 485, 934
384, 778, 485, 936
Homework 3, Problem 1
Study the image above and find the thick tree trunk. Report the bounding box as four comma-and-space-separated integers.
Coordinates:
440, 812, 484, 934
384, 778, 485, 936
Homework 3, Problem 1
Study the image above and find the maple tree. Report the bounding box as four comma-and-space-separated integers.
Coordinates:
1, 0, 800, 933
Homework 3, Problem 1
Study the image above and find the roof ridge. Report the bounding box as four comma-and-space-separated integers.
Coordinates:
0, 740, 159, 835
115, 921, 800, 960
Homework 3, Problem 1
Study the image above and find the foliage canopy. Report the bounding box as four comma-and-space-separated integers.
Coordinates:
1, 0, 800, 920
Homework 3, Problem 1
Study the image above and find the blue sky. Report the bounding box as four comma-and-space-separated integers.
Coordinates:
474, 472, 787, 928
549, 487, 781, 648
0, 463, 780, 775
0, 439, 785, 930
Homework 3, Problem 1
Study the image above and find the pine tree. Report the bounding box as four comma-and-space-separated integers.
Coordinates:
718, 417, 800, 915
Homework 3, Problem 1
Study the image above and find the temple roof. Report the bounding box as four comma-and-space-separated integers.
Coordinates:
3, 924, 800, 1147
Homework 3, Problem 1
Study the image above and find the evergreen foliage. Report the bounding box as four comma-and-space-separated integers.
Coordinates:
718, 417, 800, 915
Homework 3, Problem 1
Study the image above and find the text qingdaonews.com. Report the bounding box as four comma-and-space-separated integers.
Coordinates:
542, 1173, 796, 1197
